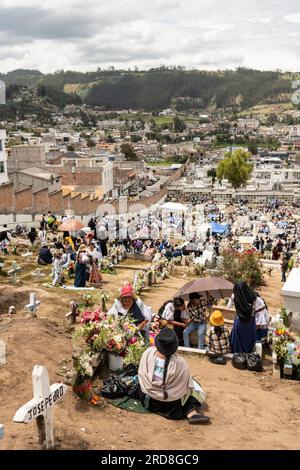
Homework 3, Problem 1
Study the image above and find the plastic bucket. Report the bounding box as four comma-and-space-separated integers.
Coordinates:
108, 353, 123, 371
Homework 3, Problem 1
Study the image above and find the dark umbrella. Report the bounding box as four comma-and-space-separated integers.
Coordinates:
176, 277, 234, 301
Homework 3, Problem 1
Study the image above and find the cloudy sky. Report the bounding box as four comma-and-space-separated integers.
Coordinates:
0, 0, 300, 73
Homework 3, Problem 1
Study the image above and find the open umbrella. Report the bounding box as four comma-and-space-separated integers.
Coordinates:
58, 219, 85, 232
176, 277, 233, 301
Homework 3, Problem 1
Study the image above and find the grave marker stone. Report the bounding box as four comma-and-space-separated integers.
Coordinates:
0, 340, 6, 365
13, 365, 68, 449
25, 293, 40, 318
65, 301, 79, 325
8, 261, 21, 285
32, 269, 46, 282
22, 251, 33, 264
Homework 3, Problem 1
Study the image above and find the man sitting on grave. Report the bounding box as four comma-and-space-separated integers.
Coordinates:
107, 283, 152, 332
37, 243, 53, 265
183, 293, 207, 350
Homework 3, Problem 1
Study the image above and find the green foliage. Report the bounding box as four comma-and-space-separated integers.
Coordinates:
37, 84, 82, 108
207, 168, 217, 183
173, 116, 186, 132
247, 141, 258, 155
217, 148, 253, 189
218, 250, 265, 288
120, 143, 139, 161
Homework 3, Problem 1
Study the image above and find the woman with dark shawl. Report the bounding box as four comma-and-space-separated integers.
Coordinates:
227, 281, 257, 353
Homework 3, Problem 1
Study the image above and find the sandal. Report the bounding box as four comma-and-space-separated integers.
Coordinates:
188, 413, 210, 424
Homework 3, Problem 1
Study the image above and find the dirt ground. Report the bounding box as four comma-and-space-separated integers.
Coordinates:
0, 255, 299, 450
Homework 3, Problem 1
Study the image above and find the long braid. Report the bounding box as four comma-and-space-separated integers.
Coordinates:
162, 355, 172, 400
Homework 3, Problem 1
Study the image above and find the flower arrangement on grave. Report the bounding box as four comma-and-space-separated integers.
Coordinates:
147, 268, 153, 286
67, 261, 75, 277
74, 307, 147, 371
100, 292, 109, 312
133, 271, 145, 296
100, 257, 117, 274
271, 322, 299, 362
109, 247, 118, 265
117, 246, 126, 261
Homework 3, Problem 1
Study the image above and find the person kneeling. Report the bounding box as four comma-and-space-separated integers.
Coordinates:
138, 328, 210, 424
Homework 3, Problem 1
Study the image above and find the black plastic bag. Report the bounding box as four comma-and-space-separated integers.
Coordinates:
232, 353, 247, 370
100, 376, 128, 399
246, 353, 263, 372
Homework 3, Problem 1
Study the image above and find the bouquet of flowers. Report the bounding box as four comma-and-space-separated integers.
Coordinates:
133, 271, 145, 296
100, 257, 117, 274
272, 322, 299, 361
74, 307, 147, 366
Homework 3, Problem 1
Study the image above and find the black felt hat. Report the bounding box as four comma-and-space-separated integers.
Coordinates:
155, 328, 179, 356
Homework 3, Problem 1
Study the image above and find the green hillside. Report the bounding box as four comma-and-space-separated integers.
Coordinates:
0, 67, 297, 111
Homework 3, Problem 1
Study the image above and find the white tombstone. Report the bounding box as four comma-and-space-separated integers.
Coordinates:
13, 365, 68, 449
0, 339, 6, 365
25, 293, 41, 318
281, 268, 300, 334
0, 424, 4, 440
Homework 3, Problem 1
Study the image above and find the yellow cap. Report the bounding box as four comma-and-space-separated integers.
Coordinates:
210, 310, 224, 327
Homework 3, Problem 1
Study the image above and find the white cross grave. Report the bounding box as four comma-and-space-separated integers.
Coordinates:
8, 261, 22, 285
31, 269, 46, 282
13, 365, 68, 449
21, 251, 33, 263
25, 293, 40, 318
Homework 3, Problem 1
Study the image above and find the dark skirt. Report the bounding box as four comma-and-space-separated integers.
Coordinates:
74, 263, 87, 288
99, 240, 108, 257
138, 388, 200, 420
230, 315, 256, 354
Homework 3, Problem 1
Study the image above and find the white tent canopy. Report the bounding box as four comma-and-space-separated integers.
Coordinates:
160, 202, 189, 213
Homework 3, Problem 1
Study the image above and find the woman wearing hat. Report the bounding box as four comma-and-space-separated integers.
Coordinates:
107, 283, 152, 330
205, 311, 230, 362
74, 244, 89, 288
138, 328, 210, 424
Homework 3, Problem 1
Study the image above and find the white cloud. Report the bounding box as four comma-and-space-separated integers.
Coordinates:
0, 0, 299, 72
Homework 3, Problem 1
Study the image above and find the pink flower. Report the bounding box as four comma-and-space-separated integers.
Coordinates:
129, 337, 137, 345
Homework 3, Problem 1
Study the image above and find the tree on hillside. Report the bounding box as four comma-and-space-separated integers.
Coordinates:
207, 168, 217, 184
216, 148, 253, 189
247, 141, 258, 155
120, 143, 139, 161
173, 116, 186, 132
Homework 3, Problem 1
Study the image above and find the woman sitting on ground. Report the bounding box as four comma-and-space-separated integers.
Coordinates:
227, 281, 257, 354
138, 328, 210, 424
205, 311, 230, 361
107, 283, 151, 331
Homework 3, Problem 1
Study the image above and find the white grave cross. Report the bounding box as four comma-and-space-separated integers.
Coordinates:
31, 269, 46, 282
8, 261, 21, 285
22, 251, 33, 264
25, 293, 40, 317
13, 365, 68, 449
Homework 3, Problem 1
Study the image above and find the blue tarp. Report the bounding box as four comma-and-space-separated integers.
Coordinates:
210, 221, 229, 234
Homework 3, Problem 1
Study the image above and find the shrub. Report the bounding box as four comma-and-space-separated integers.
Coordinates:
217, 249, 265, 288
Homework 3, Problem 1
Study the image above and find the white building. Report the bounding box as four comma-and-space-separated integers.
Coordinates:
102, 162, 114, 196
0, 130, 8, 185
